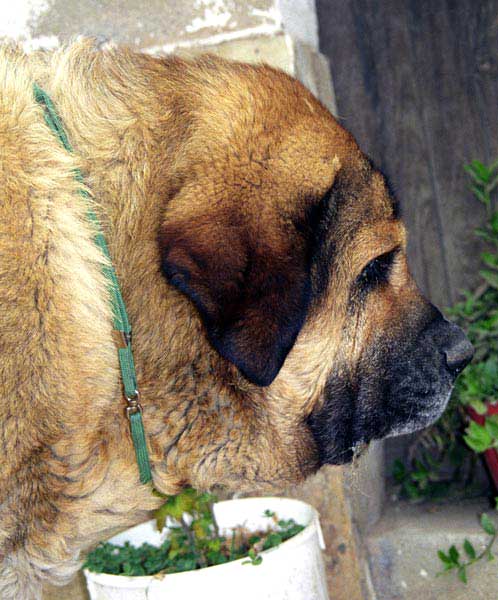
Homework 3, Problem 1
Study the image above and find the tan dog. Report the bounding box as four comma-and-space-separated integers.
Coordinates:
0, 41, 472, 598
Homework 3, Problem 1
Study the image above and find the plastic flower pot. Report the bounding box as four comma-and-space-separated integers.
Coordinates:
84, 496, 329, 600
467, 403, 498, 490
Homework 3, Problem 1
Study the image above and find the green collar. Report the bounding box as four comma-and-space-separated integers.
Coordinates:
33, 83, 152, 484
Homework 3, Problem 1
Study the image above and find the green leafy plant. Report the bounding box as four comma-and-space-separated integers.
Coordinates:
392, 158, 498, 504
84, 490, 305, 576
391, 404, 476, 502
448, 161, 498, 459
437, 505, 497, 583
390, 159, 498, 583
393, 161, 498, 583
465, 413, 498, 453
464, 159, 498, 214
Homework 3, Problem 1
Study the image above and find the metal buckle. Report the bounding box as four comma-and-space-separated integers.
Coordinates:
125, 389, 143, 419
113, 330, 132, 349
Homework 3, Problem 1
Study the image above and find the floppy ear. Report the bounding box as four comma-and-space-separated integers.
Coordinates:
160, 205, 314, 387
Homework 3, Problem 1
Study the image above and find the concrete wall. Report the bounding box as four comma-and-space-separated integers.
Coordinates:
1, 0, 318, 53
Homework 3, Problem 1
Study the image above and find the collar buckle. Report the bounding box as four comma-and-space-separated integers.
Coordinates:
125, 390, 143, 418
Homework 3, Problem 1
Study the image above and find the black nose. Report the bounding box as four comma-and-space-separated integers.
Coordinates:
443, 328, 474, 376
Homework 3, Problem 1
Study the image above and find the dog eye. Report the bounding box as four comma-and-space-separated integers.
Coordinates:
357, 249, 398, 289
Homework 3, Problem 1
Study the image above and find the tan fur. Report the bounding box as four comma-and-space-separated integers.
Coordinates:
0, 41, 414, 598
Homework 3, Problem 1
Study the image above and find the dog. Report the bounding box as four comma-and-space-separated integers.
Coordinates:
0, 40, 473, 598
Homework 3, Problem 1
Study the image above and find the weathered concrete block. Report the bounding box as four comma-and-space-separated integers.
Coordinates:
289, 466, 374, 600
0, 0, 318, 54
366, 499, 497, 600
294, 40, 337, 113
346, 441, 385, 536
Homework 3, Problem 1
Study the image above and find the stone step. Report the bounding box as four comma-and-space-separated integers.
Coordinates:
365, 499, 497, 600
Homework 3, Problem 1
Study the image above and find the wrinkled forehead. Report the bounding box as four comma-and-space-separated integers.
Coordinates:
247, 105, 398, 224
185, 61, 399, 229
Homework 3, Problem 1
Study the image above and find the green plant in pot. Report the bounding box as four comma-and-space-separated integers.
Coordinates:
83, 490, 328, 600
85, 489, 304, 575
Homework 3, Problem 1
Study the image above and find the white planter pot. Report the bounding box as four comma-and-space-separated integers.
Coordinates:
84, 496, 329, 600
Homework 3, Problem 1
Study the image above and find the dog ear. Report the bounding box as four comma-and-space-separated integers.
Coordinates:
160, 206, 314, 387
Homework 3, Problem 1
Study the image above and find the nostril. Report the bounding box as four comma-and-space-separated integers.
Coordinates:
444, 338, 474, 375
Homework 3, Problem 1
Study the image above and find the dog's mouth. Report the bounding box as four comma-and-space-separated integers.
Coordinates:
384, 388, 454, 438
305, 310, 474, 469
308, 352, 466, 467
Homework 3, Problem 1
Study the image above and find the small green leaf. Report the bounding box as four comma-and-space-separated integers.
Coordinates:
471, 160, 491, 180
491, 212, 498, 233
482, 252, 498, 269
392, 459, 406, 483
464, 421, 493, 452
449, 545, 460, 564
464, 434, 490, 453
485, 415, 498, 439
463, 539, 476, 560
457, 565, 468, 584
438, 550, 452, 565
481, 513, 496, 536
470, 398, 488, 415
470, 184, 490, 207
480, 269, 498, 289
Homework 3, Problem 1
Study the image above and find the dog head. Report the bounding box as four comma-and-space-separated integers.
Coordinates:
154, 57, 472, 488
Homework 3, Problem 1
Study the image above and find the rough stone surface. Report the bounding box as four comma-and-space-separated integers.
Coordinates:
294, 39, 337, 113
366, 499, 497, 600
346, 441, 385, 536
290, 467, 372, 600
0, 0, 319, 53
2, 0, 278, 50
277, 0, 318, 49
